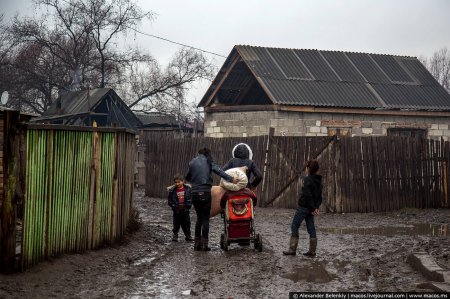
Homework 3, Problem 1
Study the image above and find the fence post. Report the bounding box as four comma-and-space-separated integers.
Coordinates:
260, 127, 274, 207
88, 129, 100, 249
334, 136, 342, 213
0, 111, 20, 272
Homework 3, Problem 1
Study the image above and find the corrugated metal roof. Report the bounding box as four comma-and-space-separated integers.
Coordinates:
135, 113, 177, 126
266, 48, 312, 79
262, 79, 381, 108
370, 55, 414, 83
293, 49, 340, 81
320, 51, 366, 82
41, 88, 142, 129
199, 45, 450, 110
346, 52, 391, 84
43, 88, 110, 115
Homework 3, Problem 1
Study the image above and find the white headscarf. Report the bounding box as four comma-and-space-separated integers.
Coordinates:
231, 143, 253, 160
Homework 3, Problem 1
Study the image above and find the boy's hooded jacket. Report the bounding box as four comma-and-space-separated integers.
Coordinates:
168, 184, 192, 211
298, 173, 323, 210
223, 143, 262, 189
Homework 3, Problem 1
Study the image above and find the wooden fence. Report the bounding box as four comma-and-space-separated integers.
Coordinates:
0, 123, 136, 272
0, 110, 22, 273
145, 136, 267, 198
144, 134, 449, 212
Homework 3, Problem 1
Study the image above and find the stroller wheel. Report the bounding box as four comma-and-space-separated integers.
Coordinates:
220, 234, 224, 250
223, 235, 229, 251
255, 234, 262, 252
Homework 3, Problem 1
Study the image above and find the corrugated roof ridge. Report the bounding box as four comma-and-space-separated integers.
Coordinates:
235, 45, 417, 59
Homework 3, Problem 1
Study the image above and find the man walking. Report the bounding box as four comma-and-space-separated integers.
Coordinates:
185, 147, 237, 251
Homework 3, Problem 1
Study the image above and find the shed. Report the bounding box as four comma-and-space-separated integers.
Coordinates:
200, 45, 450, 140
33, 88, 142, 130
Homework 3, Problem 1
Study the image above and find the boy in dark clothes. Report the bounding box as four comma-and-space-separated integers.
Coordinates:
283, 159, 323, 257
168, 174, 193, 242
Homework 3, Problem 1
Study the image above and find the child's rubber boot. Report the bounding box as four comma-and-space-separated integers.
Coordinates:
282, 236, 299, 256
303, 237, 317, 257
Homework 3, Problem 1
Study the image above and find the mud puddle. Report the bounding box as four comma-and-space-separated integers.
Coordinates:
282, 261, 336, 283
321, 223, 449, 237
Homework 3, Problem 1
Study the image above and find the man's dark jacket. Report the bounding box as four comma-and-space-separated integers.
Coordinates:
298, 173, 323, 210
185, 154, 233, 193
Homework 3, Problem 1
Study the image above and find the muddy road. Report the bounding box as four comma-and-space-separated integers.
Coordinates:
1, 189, 449, 298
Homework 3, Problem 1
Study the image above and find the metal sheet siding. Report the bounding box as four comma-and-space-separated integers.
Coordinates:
238, 46, 285, 79
262, 78, 382, 108
347, 52, 391, 84
320, 51, 366, 83
294, 50, 340, 81
371, 84, 450, 109
398, 58, 439, 85
370, 55, 415, 83
210, 46, 450, 111
266, 48, 312, 79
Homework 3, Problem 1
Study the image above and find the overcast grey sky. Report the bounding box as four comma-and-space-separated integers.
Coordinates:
2, 0, 450, 104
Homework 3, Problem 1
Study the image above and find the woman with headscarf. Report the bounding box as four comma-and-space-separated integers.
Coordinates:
223, 143, 263, 191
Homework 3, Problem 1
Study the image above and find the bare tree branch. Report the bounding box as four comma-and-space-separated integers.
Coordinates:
422, 47, 450, 93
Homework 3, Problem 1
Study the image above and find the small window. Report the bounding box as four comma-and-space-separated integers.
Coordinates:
387, 128, 426, 138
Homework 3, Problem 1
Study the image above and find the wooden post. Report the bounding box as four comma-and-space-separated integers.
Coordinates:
88, 129, 100, 249
444, 161, 448, 208
0, 111, 20, 272
334, 136, 342, 213
111, 130, 119, 241
261, 127, 274, 207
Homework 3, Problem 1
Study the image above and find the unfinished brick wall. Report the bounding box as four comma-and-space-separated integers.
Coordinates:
204, 110, 450, 140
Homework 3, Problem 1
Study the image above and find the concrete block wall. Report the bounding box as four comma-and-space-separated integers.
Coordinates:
204, 110, 450, 141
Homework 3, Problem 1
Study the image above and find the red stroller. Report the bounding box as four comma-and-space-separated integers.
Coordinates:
219, 188, 262, 252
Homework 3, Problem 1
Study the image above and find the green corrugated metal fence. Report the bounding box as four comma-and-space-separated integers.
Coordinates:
21, 125, 136, 270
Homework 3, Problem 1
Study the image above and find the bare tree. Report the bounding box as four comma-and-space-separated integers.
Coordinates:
3, 0, 216, 120
422, 47, 450, 93
3, 0, 152, 112
118, 47, 216, 121
72, 0, 153, 87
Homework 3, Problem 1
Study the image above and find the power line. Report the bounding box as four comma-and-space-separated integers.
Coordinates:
129, 28, 228, 58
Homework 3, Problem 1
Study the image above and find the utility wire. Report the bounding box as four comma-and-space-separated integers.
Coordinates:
129, 28, 228, 58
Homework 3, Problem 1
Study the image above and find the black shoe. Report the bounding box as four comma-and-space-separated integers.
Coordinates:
201, 238, 211, 251
194, 238, 202, 251
172, 233, 178, 242
303, 251, 316, 257
185, 235, 194, 242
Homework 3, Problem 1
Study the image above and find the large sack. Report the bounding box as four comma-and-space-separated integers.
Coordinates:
220, 166, 248, 191
210, 186, 227, 217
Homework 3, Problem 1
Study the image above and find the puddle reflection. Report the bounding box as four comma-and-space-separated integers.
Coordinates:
282, 262, 335, 283
321, 223, 449, 237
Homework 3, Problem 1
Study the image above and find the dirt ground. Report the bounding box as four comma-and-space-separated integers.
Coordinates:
1, 189, 449, 298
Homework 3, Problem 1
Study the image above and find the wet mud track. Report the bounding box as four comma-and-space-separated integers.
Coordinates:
1, 189, 449, 298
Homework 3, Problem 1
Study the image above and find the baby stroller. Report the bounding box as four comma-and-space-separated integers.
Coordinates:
219, 189, 262, 252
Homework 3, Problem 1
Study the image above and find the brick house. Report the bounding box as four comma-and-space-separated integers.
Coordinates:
199, 45, 450, 140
